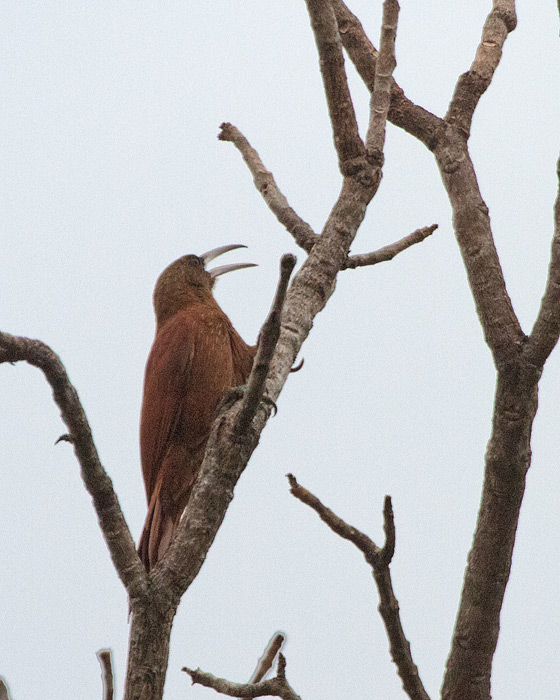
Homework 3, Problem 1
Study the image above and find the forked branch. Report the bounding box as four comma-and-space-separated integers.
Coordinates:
183, 653, 301, 700
287, 475, 429, 700
247, 633, 286, 684
333, 0, 441, 149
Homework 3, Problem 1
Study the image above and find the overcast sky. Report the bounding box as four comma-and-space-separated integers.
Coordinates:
2, 1, 560, 699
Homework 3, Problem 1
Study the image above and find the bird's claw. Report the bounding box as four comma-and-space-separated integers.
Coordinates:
55, 433, 74, 445
217, 386, 247, 413
262, 395, 277, 417
218, 386, 278, 417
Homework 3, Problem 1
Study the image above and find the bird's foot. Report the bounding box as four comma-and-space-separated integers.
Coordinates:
218, 385, 277, 416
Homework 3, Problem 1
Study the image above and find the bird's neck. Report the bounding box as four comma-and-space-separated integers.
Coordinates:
154, 285, 222, 330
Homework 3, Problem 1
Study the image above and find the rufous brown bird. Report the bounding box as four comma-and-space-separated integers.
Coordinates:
138, 245, 257, 571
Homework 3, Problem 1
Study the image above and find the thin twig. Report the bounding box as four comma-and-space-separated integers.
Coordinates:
287, 474, 380, 564
526, 154, 560, 367
0, 333, 148, 600
445, 1, 517, 136
305, 0, 367, 175
183, 653, 301, 700
366, 0, 400, 156
97, 649, 115, 700
235, 254, 297, 434
248, 633, 286, 684
287, 474, 430, 700
344, 224, 437, 269
219, 123, 318, 253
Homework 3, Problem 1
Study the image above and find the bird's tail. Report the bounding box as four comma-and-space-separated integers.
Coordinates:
138, 483, 180, 572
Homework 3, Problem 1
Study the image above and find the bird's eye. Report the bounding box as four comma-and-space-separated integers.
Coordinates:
185, 255, 203, 268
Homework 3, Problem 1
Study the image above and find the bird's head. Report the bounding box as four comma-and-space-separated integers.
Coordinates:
153, 244, 256, 326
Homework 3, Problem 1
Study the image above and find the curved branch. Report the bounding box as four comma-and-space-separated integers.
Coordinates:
218, 123, 318, 253
0, 332, 147, 601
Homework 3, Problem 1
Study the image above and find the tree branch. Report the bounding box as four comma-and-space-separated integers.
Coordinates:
333, 0, 442, 150
441, 366, 540, 700
247, 633, 285, 684
97, 649, 115, 700
446, 1, 517, 136
235, 254, 297, 434
366, 0, 399, 157
344, 224, 437, 269
434, 134, 525, 366
333, 1, 522, 364
526, 154, 560, 367
287, 475, 429, 700
0, 333, 148, 601
183, 653, 301, 700
305, 0, 367, 175
218, 123, 318, 253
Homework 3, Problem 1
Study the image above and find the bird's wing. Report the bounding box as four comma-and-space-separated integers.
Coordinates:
229, 328, 256, 385
139, 309, 234, 503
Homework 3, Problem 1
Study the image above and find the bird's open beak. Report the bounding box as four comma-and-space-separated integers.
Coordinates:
201, 244, 258, 278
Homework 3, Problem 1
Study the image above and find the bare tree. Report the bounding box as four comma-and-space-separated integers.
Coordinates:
1, 1, 559, 699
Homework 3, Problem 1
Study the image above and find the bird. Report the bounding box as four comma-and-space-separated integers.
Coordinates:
137, 244, 257, 571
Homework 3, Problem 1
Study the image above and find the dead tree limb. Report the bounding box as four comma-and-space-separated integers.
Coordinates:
287, 475, 429, 700
333, 0, 441, 149
183, 653, 301, 700
97, 649, 115, 700
526, 154, 560, 366
247, 633, 285, 684
218, 123, 318, 253
345, 224, 437, 268
0, 332, 147, 601
235, 254, 297, 434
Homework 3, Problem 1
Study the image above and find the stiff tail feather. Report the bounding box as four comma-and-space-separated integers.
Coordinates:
138, 484, 181, 571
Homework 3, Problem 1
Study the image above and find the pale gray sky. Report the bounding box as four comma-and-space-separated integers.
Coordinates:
1, 2, 560, 699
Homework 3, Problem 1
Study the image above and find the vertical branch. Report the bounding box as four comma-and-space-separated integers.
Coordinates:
235, 254, 297, 434
441, 366, 540, 700
526, 154, 560, 366
366, 0, 400, 155
97, 650, 115, 700
305, 0, 366, 173
332, 0, 442, 149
